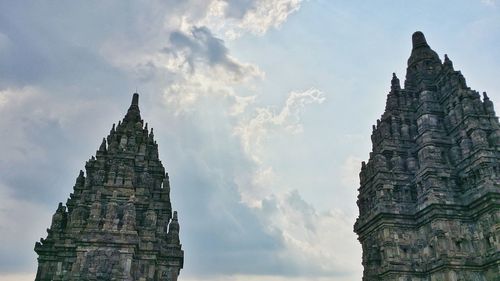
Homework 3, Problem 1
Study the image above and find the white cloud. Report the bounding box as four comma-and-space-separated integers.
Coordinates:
202, 0, 303, 39
0, 1, 361, 280
340, 155, 363, 188
162, 66, 261, 114
229, 95, 257, 116
234, 88, 325, 163
228, 86, 362, 278
234, 0, 303, 34
481, 0, 497, 6
256, 191, 362, 279
160, 27, 263, 114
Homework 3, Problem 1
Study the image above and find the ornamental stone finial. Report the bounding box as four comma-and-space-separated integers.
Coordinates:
412, 31, 428, 49
131, 93, 139, 106
391, 72, 401, 90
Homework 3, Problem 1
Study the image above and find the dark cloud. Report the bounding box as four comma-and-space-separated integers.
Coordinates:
153, 108, 289, 276
0, 2, 139, 93
0, 0, 322, 279
167, 26, 246, 76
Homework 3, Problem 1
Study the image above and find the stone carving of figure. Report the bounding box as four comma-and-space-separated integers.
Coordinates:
90, 191, 102, 220
449, 145, 461, 165
51, 203, 66, 230
124, 167, 134, 187
94, 170, 105, 185
410, 123, 417, 138
70, 204, 87, 227
122, 196, 136, 232
374, 154, 388, 171
145, 209, 157, 228
381, 183, 394, 201
167, 211, 180, 245
462, 97, 475, 115
141, 172, 152, 187
455, 101, 463, 121
470, 129, 488, 148
127, 135, 136, 151
406, 151, 417, 172
119, 135, 128, 150
391, 117, 400, 138
380, 122, 391, 138
483, 92, 496, 115
371, 125, 377, 144
401, 123, 410, 140
104, 195, 118, 231
460, 134, 472, 157
391, 151, 405, 171
81, 249, 121, 279
428, 146, 441, 162
488, 129, 500, 148
448, 107, 457, 127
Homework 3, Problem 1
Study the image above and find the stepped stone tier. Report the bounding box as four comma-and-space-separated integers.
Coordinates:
354, 32, 500, 280
34, 93, 184, 281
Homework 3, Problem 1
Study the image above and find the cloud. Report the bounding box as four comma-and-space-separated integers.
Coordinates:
227, 87, 363, 278
481, 0, 497, 6
202, 0, 304, 38
224, 0, 256, 19
0, 1, 361, 280
234, 88, 325, 163
167, 26, 247, 76
162, 67, 261, 114
340, 155, 363, 188
162, 26, 262, 113
0, 86, 118, 204
0, 184, 52, 273
255, 191, 361, 279
234, 0, 303, 34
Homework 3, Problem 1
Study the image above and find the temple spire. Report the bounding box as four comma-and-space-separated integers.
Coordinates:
391, 72, 401, 91
412, 31, 429, 49
356, 31, 500, 281
35, 93, 183, 280
131, 93, 139, 106
444, 54, 454, 70
407, 31, 440, 68
125, 93, 141, 122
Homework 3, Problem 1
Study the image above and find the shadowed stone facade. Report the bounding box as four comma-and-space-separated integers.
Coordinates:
354, 32, 500, 280
34, 94, 183, 281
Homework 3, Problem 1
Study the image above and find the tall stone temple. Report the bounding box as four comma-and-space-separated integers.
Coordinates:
34, 94, 184, 281
354, 32, 500, 280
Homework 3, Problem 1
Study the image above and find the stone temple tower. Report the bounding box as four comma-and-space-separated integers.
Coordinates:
354, 32, 500, 280
34, 94, 184, 281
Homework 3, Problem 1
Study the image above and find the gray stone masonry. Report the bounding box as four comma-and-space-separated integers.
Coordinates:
354, 32, 500, 281
34, 93, 183, 281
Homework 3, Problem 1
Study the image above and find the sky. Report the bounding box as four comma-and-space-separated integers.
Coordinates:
0, 1, 499, 280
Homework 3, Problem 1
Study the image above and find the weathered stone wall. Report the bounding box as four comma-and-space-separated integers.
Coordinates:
34, 94, 184, 281
355, 32, 500, 280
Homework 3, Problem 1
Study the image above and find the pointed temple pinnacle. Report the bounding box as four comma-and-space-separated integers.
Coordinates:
444, 54, 454, 70
125, 93, 141, 122
407, 31, 440, 69
355, 31, 500, 281
391, 73, 401, 91
391, 72, 399, 83
131, 93, 139, 106
412, 31, 429, 49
